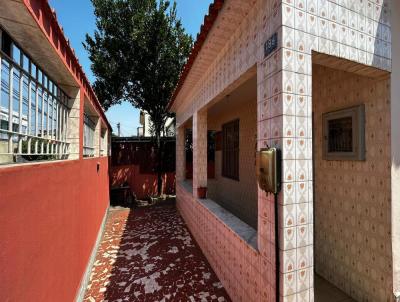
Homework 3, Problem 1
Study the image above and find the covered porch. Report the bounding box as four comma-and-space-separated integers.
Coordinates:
178, 68, 259, 243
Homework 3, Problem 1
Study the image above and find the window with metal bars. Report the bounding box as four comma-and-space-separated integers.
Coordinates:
83, 113, 96, 157
100, 128, 107, 156
0, 28, 70, 164
222, 119, 239, 180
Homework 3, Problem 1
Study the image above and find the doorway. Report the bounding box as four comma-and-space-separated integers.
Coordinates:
311, 54, 392, 302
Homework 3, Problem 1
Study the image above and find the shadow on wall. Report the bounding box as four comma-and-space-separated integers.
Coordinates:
110, 165, 176, 199
371, 4, 391, 72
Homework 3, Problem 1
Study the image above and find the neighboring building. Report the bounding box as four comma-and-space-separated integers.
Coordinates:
138, 110, 175, 137
0, 1, 111, 302
170, 1, 399, 302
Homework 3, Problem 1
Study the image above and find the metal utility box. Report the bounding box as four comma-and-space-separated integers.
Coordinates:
256, 148, 281, 194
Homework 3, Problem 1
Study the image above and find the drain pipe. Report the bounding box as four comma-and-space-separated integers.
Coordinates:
274, 193, 280, 302
257, 148, 281, 302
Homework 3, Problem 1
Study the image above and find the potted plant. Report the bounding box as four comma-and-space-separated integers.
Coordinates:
197, 187, 207, 199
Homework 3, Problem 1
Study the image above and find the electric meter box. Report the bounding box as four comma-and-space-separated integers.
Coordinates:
256, 148, 281, 194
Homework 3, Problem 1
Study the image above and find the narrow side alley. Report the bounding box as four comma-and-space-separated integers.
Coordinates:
83, 203, 231, 302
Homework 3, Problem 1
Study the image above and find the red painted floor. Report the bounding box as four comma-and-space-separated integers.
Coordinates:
84, 204, 231, 302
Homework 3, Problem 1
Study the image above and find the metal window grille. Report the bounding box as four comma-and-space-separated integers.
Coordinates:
100, 129, 106, 156
222, 119, 239, 180
83, 113, 96, 157
0, 29, 70, 164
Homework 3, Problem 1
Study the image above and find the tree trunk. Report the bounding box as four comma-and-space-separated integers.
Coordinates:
156, 130, 162, 196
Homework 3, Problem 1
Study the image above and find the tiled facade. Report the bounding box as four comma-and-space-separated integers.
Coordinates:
177, 184, 275, 301
171, 0, 395, 301
193, 110, 208, 197
313, 65, 392, 302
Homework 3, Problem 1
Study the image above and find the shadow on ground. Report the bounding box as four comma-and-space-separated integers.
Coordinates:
84, 201, 231, 301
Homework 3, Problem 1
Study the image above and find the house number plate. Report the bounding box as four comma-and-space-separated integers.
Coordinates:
264, 33, 278, 58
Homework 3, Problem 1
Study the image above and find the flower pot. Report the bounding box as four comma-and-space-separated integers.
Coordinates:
197, 187, 207, 199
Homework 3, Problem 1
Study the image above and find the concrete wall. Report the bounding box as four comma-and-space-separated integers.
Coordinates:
208, 94, 258, 229
0, 157, 110, 302
313, 65, 392, 301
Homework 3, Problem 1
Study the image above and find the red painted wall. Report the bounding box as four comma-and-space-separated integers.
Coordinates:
110, 165, 175, 199
0, 157, 110, 302
0, 1, 113, 301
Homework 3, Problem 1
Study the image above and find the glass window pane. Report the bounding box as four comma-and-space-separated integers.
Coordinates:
37, 69, 42, 85
22, 75, 29, 116
22, 54, 29, 73
2, 32, 12, 57
328, 117, 353, 152
12, 44, 21, 64
48, 96, 52, 119
30, 82, 36, 135
53, 104, 57, 138
1, 60, 10, 110
83, 113, 96, 157
31, 63, 37, 79
48, 96, 53, 136
37, 87, 42, 136
49, 80, 53, 95
43, 92, 48, 135
43, 74, 48, 90
0, 60, 9, 140
12, 69, 20, 115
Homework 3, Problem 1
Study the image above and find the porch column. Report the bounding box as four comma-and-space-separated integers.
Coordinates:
176, 125, 186, 182
66, 88, 81, 160
257, 42, 313, 301
192, 110, 207, 197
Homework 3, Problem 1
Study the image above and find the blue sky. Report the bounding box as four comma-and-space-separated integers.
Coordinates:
49, 0, 213, 136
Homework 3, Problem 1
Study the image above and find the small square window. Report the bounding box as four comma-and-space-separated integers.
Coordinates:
322, 104, 365, 161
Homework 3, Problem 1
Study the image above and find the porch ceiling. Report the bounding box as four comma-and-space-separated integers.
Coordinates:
312, 52, 390, 79
0, 0, 78, 96
207, 74, 257, 119
170, 0, 256, 112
